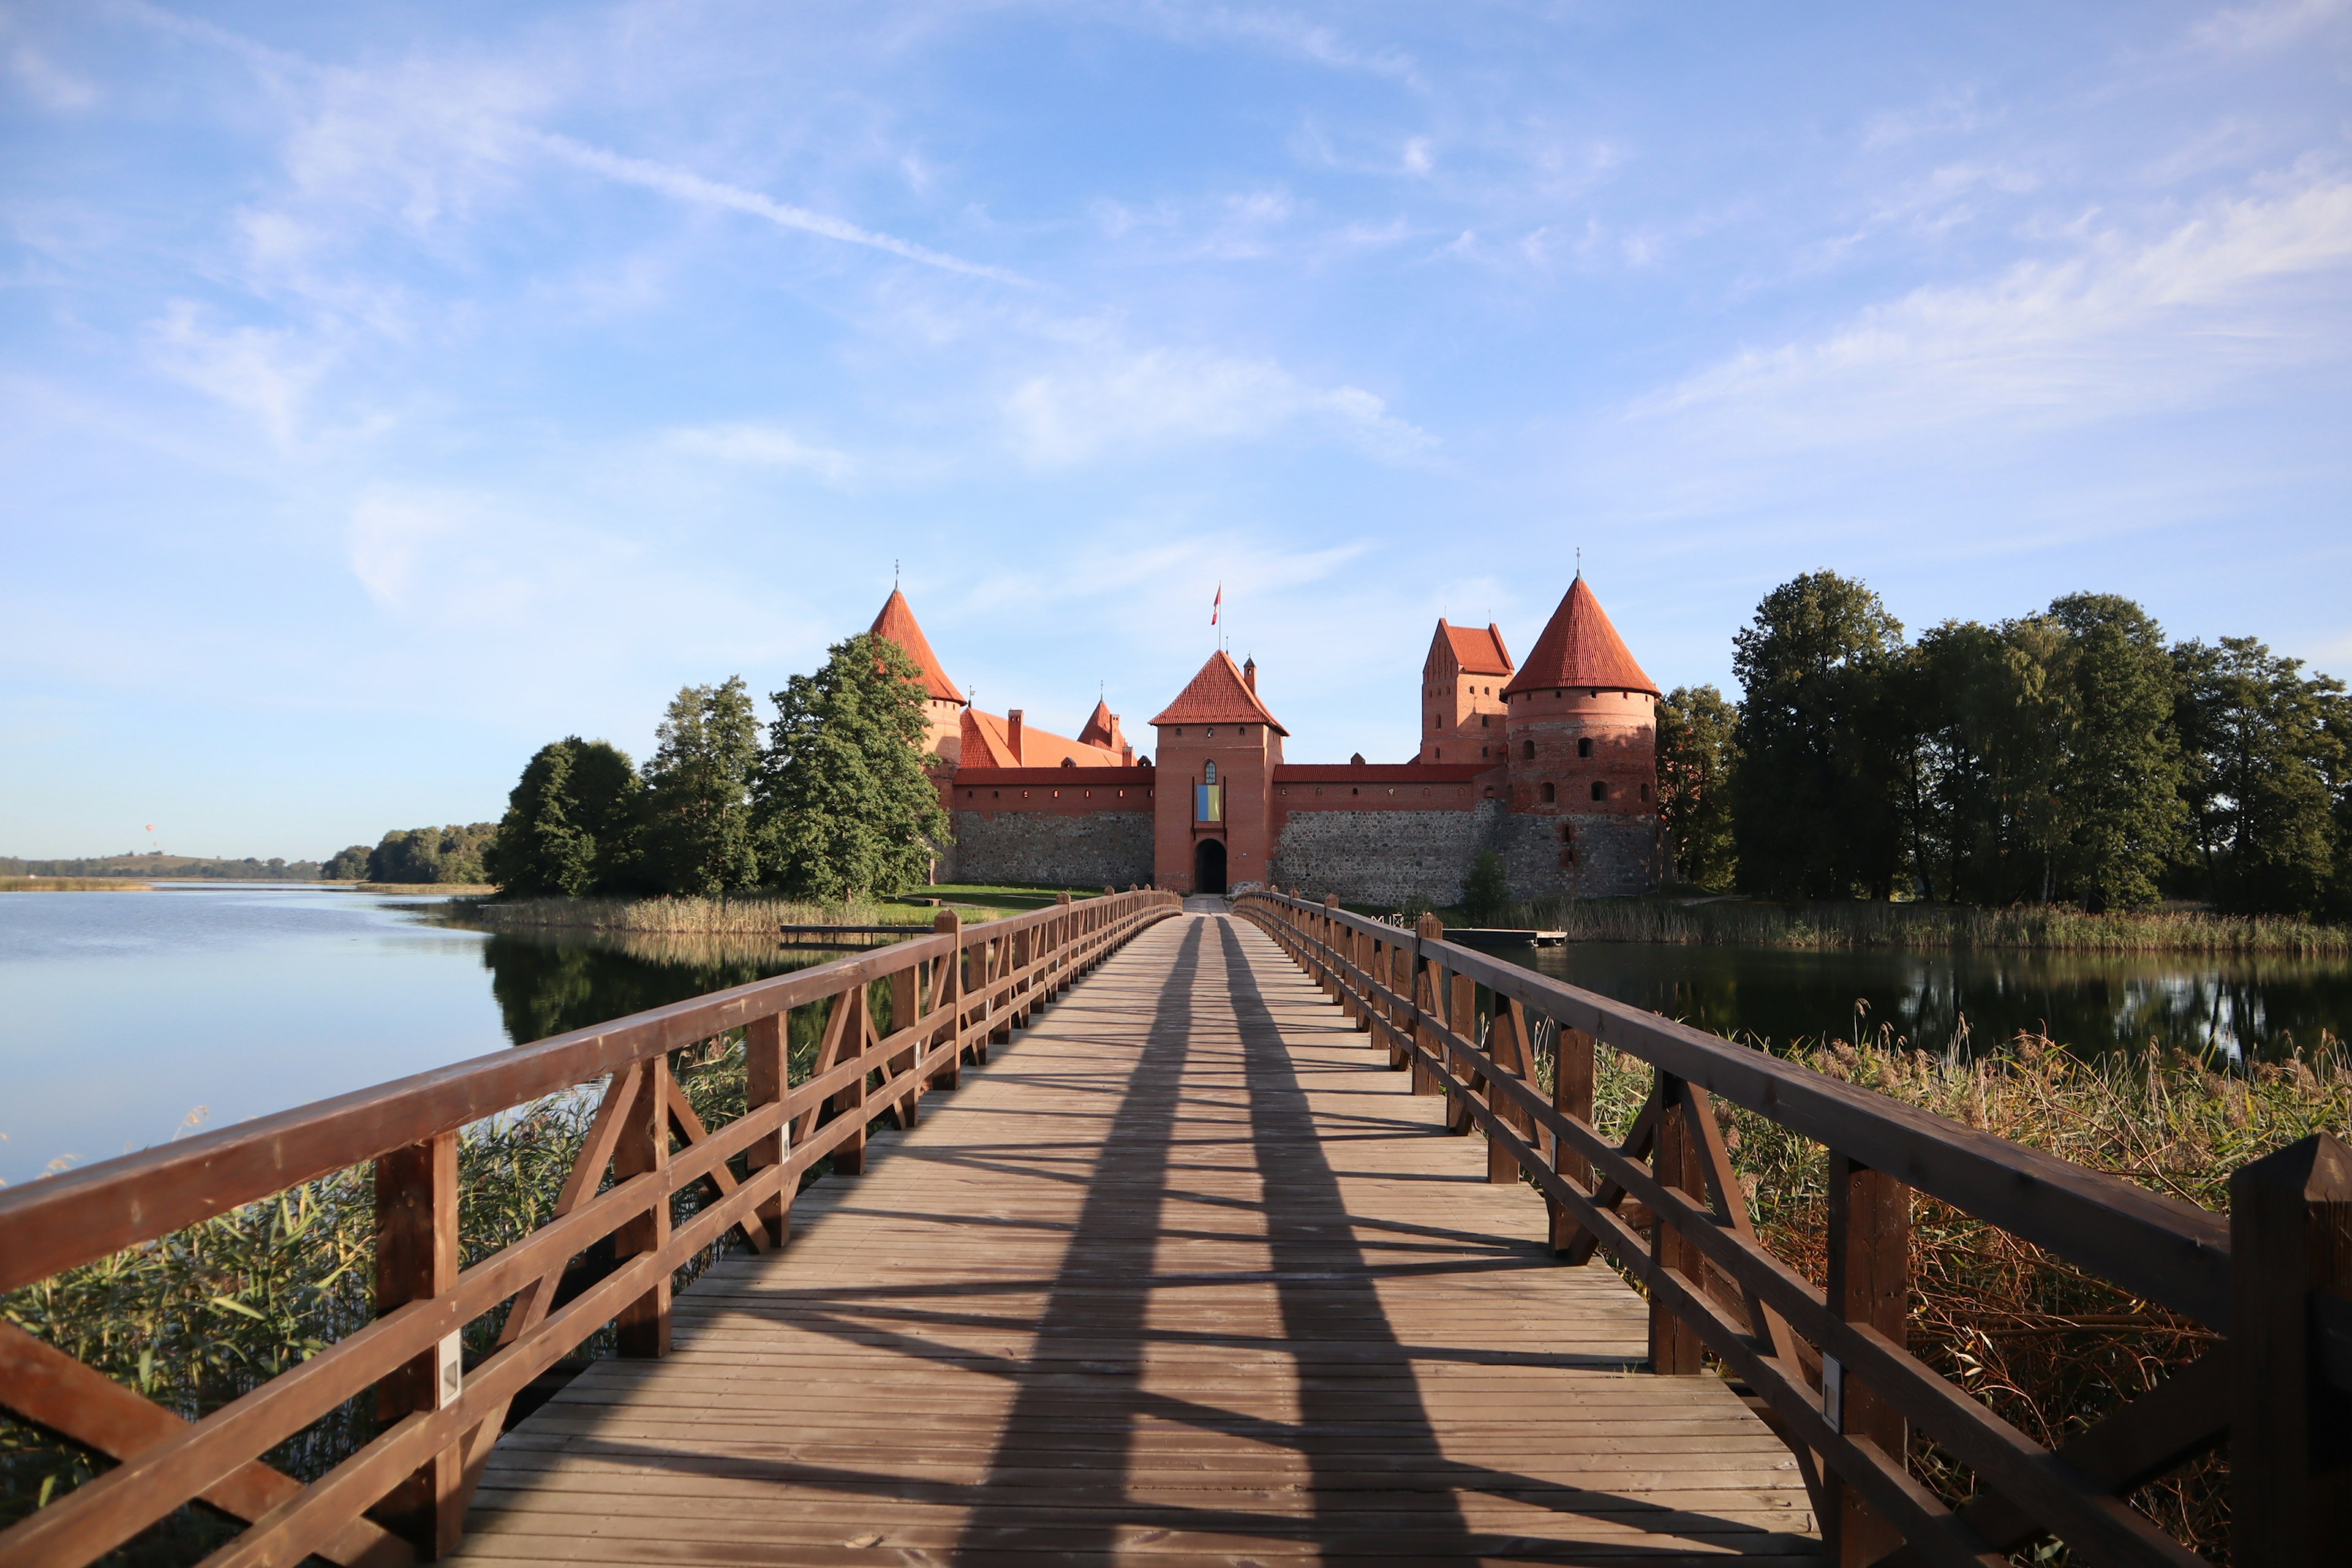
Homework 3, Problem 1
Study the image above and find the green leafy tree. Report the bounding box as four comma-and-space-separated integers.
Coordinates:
320, 845, 372, 880
755, 634, 952, 900
1656, 685, 1740, 891
2173, 638, 2345, 915
644, 678, 763, 896
1730, 571, 1909, 899
1905, 618, 2068, 905
2045, 594, 2185, 911
1461, 850, 1512, 924
486, 737, 646, 897
366, 824, 497, 884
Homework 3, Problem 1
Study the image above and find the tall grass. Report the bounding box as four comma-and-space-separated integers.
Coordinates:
1555, 1023, 2352, 1561
1499, 896, 2351, 954
0, 1018, 828, 1556
468, 892, 991, 935
0, 878, 153, 892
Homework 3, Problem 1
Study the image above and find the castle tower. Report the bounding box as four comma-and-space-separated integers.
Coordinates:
1419, 619, 1514, 764
1076, 698, 1133, 764
869, 589, 967, 766
1498, 576, 1662, 895
1147, 652, 1286, 894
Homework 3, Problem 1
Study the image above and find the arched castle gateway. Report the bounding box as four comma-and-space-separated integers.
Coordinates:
873, 575, 1665, 902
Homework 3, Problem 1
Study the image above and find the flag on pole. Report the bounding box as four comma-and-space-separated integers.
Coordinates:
1210, 584, 1221, 626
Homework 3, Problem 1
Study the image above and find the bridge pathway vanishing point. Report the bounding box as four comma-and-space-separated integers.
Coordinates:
454, 910, 1817, 1566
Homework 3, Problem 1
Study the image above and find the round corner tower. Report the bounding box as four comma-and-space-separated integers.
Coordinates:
1497, 575, 1664, 898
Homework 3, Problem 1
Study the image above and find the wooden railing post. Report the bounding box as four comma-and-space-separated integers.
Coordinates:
374, 1130, 462, 1556
615, 1054, 673, 1357
747, 1011, 790, 1247
1322, 896, 1340, 997
1824, 1150, 1911, 1567
1412, 915, 1444, 1097
1055, 892, 1073, 995
1484, 999, 1536, 1185
1649, 1076, 1706, 1376
1446, 970, 1477, 1134
2231, 1131, 2352, 1567
933, 910, 964, 1091
1550, 1027, 1596, 1255
891, 962, 920, 1126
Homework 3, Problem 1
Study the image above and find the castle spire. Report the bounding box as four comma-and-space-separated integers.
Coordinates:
1500, 576, 1656, 698
869, 588, 965, 704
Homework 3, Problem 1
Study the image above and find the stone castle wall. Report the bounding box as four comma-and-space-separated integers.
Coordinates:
1270, 800, 1506, 907
949, 810, 1155, 888
1490, 811, 1660, 902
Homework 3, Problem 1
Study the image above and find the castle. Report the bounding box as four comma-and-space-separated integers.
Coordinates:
870, 574, 1665, 903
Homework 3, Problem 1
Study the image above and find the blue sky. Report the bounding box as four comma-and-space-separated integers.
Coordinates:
4, 1, 2350, 859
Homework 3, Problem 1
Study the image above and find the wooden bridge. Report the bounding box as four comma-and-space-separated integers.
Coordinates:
1, 890, 2345, 1567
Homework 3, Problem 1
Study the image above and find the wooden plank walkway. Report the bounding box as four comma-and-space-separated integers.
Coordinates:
456, 910, 1820, 1566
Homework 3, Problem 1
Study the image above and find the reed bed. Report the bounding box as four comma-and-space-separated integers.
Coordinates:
1501, 895, 2351, 954
0, 1016, 826, 1557
1554, 1023, 2352, 1562
0, 878, 153, 892
466, 892, 993, 935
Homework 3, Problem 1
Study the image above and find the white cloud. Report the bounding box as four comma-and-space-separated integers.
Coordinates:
1002, 339, 1436, 467
145, 301, 334, 442
666, 422, 856, 483
9, 44, 97, 110
1637, 170, 2352, 448
347, 497, 460, 610
2188, 0, 2350, 53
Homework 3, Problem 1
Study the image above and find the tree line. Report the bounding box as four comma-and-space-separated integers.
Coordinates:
1655, 571, 2352, 917
321, 824, 497, 884
483, 633, 950, 902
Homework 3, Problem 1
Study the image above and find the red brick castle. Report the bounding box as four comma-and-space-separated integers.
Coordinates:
869, 574, 1664, 902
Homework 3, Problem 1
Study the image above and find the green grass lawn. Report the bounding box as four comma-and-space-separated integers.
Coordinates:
905, 881, 1121, 914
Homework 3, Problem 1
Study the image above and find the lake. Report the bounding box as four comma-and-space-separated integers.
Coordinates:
3, 886, 2348, 1185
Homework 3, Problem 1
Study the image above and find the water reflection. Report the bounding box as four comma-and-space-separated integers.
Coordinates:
1511, 943, 2352, 1061
475, 930, 832, 1046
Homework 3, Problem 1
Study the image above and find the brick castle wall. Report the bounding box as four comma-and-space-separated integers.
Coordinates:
951, 810, 1155, 888
1270, 799, 1506, 907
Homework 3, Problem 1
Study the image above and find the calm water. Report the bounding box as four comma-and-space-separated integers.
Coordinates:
0, 884, 808, 1186
6, 888, 2350, 1185
1509, 942, 2352, 1063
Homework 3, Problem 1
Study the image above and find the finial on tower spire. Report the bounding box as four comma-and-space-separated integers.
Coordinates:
1575, 546, 1582, 579
894, 557, 900, 588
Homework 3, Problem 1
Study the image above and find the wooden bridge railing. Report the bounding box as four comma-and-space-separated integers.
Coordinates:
0, 888, 1182, 1567
1232, 889, 2352, 1568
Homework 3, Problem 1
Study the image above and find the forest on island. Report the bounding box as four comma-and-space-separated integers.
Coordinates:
1656, 572, 2352, 918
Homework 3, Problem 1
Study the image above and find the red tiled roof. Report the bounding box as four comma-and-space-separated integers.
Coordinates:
869, 589, 964, 704
1436, 620, 1514, 676
1500, 577, 1657, 698
962, 708, 1121, 769
1147, 652, 1289, 734
1076, 698, 1120, 749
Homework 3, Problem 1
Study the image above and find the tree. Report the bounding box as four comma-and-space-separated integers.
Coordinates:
1461, 850, 1512, 924
321, 845, 372, 880
1905, 618, 2068, 905
1730, 571, 1909, 899
1656, 685, 1738, 891
2045, 594, 2185, 910
644, 677, 763, 896
366, 823, 497, 884
486, 737, 646, 897
2174, 638, 2345, 914
755, 634, 952, 900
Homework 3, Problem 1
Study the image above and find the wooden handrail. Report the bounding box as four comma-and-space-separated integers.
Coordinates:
1232, 889, 2350, 1568
0, 888, 1182, 1566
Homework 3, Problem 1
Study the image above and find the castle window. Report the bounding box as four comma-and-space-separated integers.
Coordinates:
1205, 727, 1215, 737
1204, 761, 1218, 784
1642, 782, 1652, 801
1560, 823, 1574, 843
1578, 737, 1593, 758
1591, 781, 1608, 801
1522, 740, 1536, 760
1480, 715, 1490, 728
1434, 748, 1441, 760
1541, 782, 1556, 803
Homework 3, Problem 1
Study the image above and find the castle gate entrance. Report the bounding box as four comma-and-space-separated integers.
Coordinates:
1194, 838, 1227, 895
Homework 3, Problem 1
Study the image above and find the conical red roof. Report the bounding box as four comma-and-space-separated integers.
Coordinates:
1499, 577, 1657, 698
1148, 651, 1288, 734
869, 589, 963, 704
1077, 698, 1119, 748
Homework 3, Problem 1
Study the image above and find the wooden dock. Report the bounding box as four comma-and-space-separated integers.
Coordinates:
456, 911, 1817, 1565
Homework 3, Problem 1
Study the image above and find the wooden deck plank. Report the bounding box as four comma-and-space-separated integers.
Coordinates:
456, 911, 1819, 1566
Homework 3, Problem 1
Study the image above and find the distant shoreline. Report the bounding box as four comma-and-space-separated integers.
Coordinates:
0, 876, 154, 892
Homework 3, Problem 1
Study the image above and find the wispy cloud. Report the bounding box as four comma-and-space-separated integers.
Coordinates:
1003, 337, 1436, 466
2188, 0, 2351, 53
666, 421, 856, 483
145, 301, 334, 442
1637, 170, 2352, 446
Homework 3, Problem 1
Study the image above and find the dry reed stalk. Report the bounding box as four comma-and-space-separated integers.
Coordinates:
1506, 896, 2349, 954
468, 893, 993, 935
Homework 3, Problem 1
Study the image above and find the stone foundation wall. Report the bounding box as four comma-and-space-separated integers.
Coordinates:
1490, 812, 1660, 902
950, 810, 1155, 888
1270, 801, 1504, 907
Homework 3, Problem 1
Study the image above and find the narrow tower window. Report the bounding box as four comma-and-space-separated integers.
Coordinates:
1541, 782, 1556, 803
1577, 737, 1593, 758
1204, 761, 1218, 784
1591, 781, 1608, 801
1522, 740, 1536, 760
